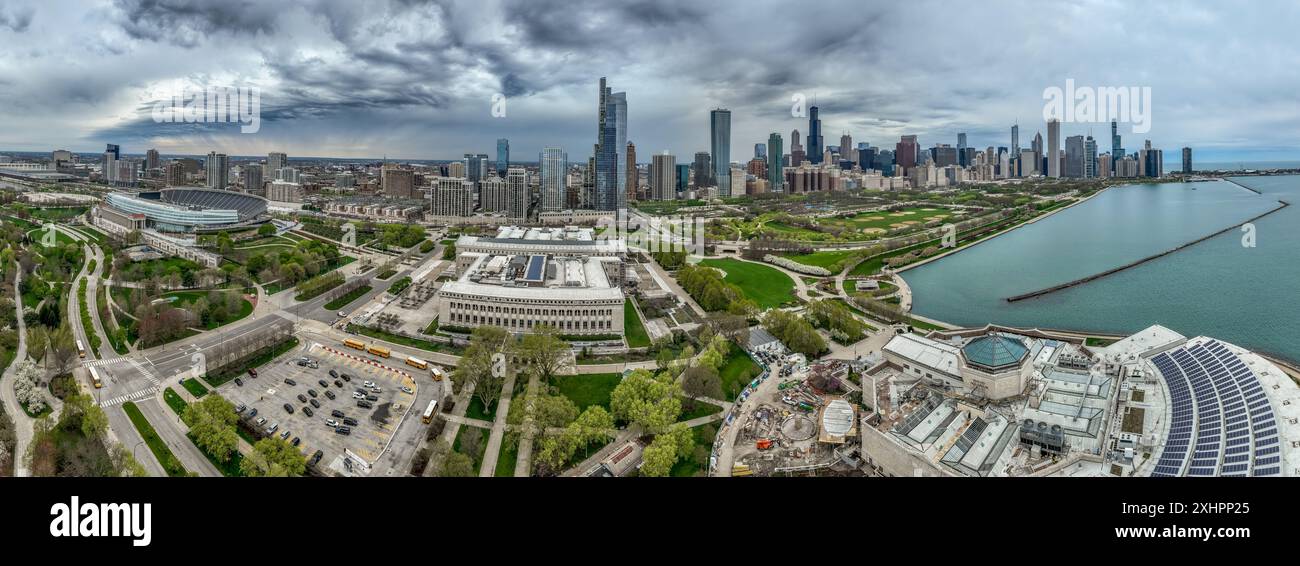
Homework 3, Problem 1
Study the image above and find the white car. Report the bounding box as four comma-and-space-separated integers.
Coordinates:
400, 386, 413, 394
352, 391, 365, 399
369, 386, 381, 393
325, 419, 339, 427
363, 380, 376, 388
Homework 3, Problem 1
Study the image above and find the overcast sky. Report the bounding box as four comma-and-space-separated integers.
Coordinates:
1, 0, 1298, 163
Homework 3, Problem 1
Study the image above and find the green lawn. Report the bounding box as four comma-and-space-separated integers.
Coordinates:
698, 258, 797, 310
494, 435, 519, 477
465, 396, 498, 422
679, 399, 723, 421
163, 387, 188, 416
718, 343, 761, 401
553, 373, 623, 412
324, 285, 372, 310
782, 249, 859, 270
122, 401, 189, 477
181, 378, 209, 398
623, 299, 650, 348
453, 426, 489, 471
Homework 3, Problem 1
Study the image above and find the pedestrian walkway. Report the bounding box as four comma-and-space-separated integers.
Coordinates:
100, 386, 159, 408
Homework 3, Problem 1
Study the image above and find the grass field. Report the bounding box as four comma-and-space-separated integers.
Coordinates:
698, 258, 796, 310
553, 373, 623, 412
781, 249, 859, 270
181, 378, 209, 398
623, 299, 650, 348
718, 343, 761, 401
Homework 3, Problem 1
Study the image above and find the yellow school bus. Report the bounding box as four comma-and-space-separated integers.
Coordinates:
367, 345, 391, 358
422, 399, 438, 424
405, 356, 428, 370
343, 338, 366, 351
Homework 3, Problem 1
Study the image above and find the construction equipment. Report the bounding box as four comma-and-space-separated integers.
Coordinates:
756, 438, 774, 450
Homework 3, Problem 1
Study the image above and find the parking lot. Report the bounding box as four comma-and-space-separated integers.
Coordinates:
217, 341, 420, 476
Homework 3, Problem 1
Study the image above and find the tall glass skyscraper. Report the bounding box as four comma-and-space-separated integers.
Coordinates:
766, 132, 783, 193
593, 77, 627, 211
495, 138, 509, 177
807, 106, 822, 164
540, 147, 567, 212
710, 108, 731, 196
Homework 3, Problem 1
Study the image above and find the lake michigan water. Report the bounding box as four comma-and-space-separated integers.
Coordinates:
901, 175, 1300, 363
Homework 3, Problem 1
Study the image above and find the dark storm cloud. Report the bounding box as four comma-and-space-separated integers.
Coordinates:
1, 0, 1297, 161
113, 0, 279, 47
0, 5, 34, 32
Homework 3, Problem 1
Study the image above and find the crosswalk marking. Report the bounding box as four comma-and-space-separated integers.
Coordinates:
99, 386, 159, 407
126, 357, 161, 386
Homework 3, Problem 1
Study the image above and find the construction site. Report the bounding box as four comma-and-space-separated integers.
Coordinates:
725, 357, 868, 477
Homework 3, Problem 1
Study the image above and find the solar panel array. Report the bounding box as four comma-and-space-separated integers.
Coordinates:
1149, 340, 1281, 477
161, 188, 267, 219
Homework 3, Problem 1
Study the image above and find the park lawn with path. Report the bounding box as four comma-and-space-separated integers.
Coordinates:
698, 258, 797, 310
162, 290, 255, 330
494, 436, 519, 477
623, 299, 650, 348
181, 378, 209, 398
781, 249, 860, 270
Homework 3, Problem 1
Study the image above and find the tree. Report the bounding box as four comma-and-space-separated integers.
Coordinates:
681, 366, 722, 407
241, 438, 306, 477
451, 325, 513, 409
610, 369, 682, 435
257, 223, 276, 237
517, 324, 570, 382
184, 395, 240, 463
26, 325, 48, 368
49, 323, 78, 375
441, 451, 475, 477
640, 424, 694, 477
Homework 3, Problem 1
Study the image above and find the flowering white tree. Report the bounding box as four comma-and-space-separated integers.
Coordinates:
12, 359, 47, 414
763, 255, 831, 276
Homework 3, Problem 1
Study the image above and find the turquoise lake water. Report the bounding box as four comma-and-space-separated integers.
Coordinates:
901, 176, 1300, 362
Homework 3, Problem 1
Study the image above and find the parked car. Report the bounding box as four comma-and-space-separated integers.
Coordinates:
324, 390, 336, 400
333, 379, 344, 388
342, 417, 358, 426
365, 394, 379, 402
363, 380, 376, 388
318, 379, 329, 388
235, 404, 247, 413
309, 398, 320, 409
248, 408, 258, 418
234, 377, 244, 387
329, 369, 338, 378
291, 437, 301, 447
335, 426, 351, 435
325, 419, 339, 428
307, 389, 318, 398
279, 430, 291, 440
369, 386, 382, 393
400, 386, 413, 394
297, 394, 308, 403
265, 422, 278, 434
283, 403, 294, 414
356, 400, 373, 409
340, 374, 351, 382
285, 378, 297, 386
331, 410, 345, 419
302, 407, 314, 417
247, 368, 258, 378
255, 417, 267, 426
309, 451, 323, 466
352, 392, 366, 400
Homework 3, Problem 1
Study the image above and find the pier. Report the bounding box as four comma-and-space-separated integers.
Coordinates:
1005, 200, 1290, 302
